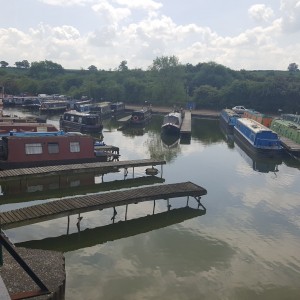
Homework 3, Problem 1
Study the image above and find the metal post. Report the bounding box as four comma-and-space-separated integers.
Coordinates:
152, 200, 156, 215
125, 204, 128, 220
186, 196, 189, 207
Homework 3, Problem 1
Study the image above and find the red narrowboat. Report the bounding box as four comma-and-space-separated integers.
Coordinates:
0, 131, 118, 170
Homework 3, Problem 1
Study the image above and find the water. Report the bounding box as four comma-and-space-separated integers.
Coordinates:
1, 108, 300, 300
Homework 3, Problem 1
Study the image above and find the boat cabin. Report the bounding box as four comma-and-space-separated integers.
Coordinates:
60, 110, 103, 133
0, 131, 109, 170
39, 100, 69, 113
89, 102, 112, 118
130, 107, 152, 125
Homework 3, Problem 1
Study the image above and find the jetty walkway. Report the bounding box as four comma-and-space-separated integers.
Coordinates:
0, 181, 207, 229
0, 159, 166, 180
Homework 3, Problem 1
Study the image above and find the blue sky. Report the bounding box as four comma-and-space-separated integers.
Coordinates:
0, 0, 299, 70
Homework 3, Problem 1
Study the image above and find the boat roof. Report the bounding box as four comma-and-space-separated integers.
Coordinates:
222, 109, 240, 118
237, 118, 272, 133
272, 118, 300, 130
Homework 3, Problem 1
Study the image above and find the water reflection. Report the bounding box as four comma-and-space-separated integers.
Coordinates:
234, 139, 282, 173
17, 206, 206, 252
0, 175, 165, 205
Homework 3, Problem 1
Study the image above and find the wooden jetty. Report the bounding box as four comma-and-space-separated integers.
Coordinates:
280, 136, 300, 155
0, 181, 207, 229
180, 111, 191, 139
0, 159, 166, 180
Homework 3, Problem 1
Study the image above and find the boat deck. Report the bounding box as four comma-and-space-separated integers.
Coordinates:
0, 181, 207, 229
0, 159, 166, 180
280, 136, 300, 152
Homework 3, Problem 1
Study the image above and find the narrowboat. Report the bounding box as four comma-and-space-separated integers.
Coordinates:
220, 109, 240, 128
243, 109, 273, 128
270, 117, 300, 157
0, 131, 117, 170
234, 118, 282, 154
161, 110, 184, 135
22, 98, 42, 110
130, 107, 152, 125
281, 113, 300, 125
111, 102, 125, 117
89, 102, 112, 119
0, 122, 58, 137
59, 110, 103, 133
39, 100, 69, 114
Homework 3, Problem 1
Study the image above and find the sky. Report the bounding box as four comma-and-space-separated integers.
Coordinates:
0, 0, 300, 71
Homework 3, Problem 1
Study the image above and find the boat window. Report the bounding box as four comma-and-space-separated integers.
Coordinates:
25, 143, 43, 155
70, 141, 80, 153
48, 143, 59, 154
70, 115, 75, 122
78, 117, 82, 124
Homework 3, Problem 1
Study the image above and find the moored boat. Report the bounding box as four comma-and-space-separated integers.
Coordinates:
0, 131, 118, 170
234, 118, 282, 155
89, 102, 112, 119
270, 117, 300, 157
39, 100, 69, 114
243, 109, 273, 127
130, 107, 152, 125
161, 110, 184, 135
110, 102, 125, 118
220, 109, 240, 128
59, 110, 103, 133
0, 122, 58, 137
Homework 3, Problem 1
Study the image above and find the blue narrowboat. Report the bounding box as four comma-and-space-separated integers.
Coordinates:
220, 109, 240, 128
234, 118, 282, 154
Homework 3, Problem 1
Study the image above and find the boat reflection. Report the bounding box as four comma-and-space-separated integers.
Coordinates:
17, 206, 206, 253
234, 136, 282, 173
219, 122, 234, 149
0, 175, 165, 204
161, 133, 180, 149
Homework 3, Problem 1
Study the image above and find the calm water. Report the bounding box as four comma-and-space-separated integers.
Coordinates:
1, 108, 300, 300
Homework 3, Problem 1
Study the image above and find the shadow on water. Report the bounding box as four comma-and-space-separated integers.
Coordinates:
17, 206, 206, 253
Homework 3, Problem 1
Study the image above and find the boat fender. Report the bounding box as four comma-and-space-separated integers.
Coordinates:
145, 167, 158, 176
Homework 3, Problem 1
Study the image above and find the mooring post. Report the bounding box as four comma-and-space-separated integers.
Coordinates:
133, 167, 135, 178
125, 204, 128, 220
67, 215, 70, 235
152, 200, 156, 215
186, 196, 190, 207
167, 199, 171, 211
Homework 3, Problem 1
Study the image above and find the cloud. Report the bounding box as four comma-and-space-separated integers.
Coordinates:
279, 0, 300, 32
39, 0, 93, 6
248, 4, 274, 22
114, 0, 163, 10
92, 1, 131, 25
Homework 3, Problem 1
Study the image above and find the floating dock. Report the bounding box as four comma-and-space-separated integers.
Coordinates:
0, 181, 207, 229
280, 136, 300, 155
180, 111, 192, 139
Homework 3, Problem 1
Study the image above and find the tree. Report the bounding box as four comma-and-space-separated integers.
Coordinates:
29, 60, 64, 78
288, 63, 299, 73
118, 60, 128, 71
0, 61, 9, 68
15, 60, 30, 68
88, 65, 98, 72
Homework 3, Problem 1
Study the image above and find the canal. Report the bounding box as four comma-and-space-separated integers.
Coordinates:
1, 108, 300, 300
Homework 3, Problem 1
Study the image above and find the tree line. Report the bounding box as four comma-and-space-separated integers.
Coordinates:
0, 57, 300, 113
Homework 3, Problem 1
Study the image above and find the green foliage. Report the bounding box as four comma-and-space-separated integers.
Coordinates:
0, 57, 300, 113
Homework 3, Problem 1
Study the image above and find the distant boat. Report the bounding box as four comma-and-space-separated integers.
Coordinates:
220, 109, 240, 128
60, 110, 103, 133
89, 102, 112, 119
0, 122, 58, 137
110, 102, 125, 118
39, 100, 69, 114
0, 131, 117, 170
243, 109, 273, 127
270, 115, 300, 157
130, 107, 152, 125
161, 109, 184, 135
234, 118, 282, 155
